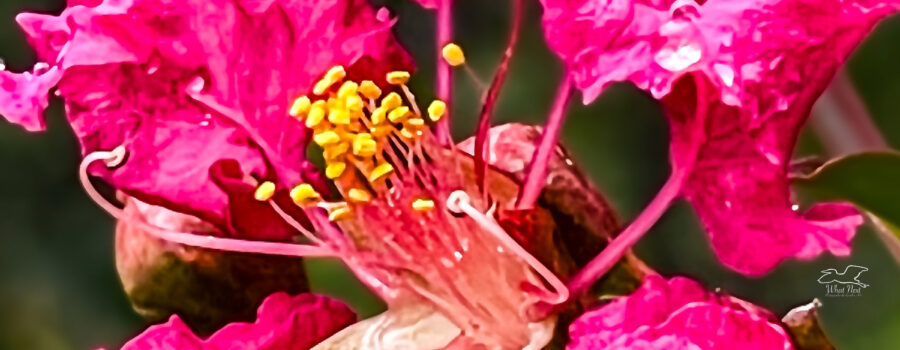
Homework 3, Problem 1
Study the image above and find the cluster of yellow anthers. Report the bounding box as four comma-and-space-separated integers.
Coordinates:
253, 67, 450, 222
253, 44, 466, 223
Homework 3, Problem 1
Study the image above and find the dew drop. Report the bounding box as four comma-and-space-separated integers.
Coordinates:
188, 76, 206, 93
655, 19, 703, 72
713, 63, 735, 87
453, 251, 463, 261
791, 204, 800, 211
33, 62, 50, 74
0, 58, 5, 71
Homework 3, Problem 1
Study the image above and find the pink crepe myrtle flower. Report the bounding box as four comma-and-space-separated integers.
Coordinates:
539, 0, 898, 275
121, 292, 356, 350
2, 0, 571, 348
568, 275, 794, 350
0, 0, 411, 240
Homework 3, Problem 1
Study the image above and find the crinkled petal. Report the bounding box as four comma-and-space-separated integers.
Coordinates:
121, 292, 356, 350
3, 0, 412, 238
540, 0, 897, 274
568, 275, 793, 350
0, 68, 60, 131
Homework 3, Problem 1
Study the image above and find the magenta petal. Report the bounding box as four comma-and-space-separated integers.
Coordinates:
0, 68, 61, 132
568, 276, 793, 350
540, 0, 896, 274
4, 0, 412, 237
121, 292, 356, 350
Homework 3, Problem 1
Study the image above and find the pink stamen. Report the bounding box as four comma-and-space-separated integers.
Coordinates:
473, 0, 525, 194
434, 0, 454, 146
79, 147, 337, 258
516, 76, 573, 209
447, 191, 569, 306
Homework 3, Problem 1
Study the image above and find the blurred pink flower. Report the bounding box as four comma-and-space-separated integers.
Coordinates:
0, 0, 412, 240
568, 275, 793, 349
539, 0, 898, 274
121, 292, 356, 350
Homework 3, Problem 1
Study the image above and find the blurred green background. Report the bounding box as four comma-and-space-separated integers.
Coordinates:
1, 0, 899, 348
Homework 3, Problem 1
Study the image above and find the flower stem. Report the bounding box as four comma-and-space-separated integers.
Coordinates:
473, 0, 525, 193
516, 76, 572, 209
434, 0, 454, 145
565, 169, 686, 298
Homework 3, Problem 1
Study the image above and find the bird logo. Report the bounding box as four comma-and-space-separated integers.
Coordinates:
818, 265, 869, 288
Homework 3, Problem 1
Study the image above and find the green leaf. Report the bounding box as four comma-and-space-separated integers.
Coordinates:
794, 151, 900, 230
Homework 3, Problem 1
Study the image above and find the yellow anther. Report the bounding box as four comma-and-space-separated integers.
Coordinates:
289, 96, 311, 118
328, 204, 352, 221
313, 66, 347, 95
400, 127, 416, 139
386, 71, 411, 85
388, 106, 410, 123
359, 80, 382, 99
337, 81, 359, 99
406, 117, 425, 128
353, 133, 377, 157
427, 100, 446, 122
305, 101, 326, 128
348, 188, 372, 203
412, 198, 435, 212
325, 65, 347, 82
381, 92, 403, 110
328, 108, 351, 125
345, 94, 365, 112
323, 142, 350, 160
370, 107, 388, 125
442, 43, 466, 66
254, 181, 276, 201
290, 183, 321, 205
314, 130, 341, 146
325, 161, 347, 179
368, 163, 394, 183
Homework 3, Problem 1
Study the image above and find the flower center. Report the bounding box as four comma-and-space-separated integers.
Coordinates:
284, 65, 447, 221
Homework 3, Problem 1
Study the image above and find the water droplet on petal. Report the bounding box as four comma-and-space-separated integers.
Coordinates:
791, 204, 800, 211
713, 63, 735, 87
655, 19, 704, 72
0, 58, 5, 71
453, 251, 463, 261
33, 62, 50, 74
670, 0, 700, 19
188, 76, 206, 93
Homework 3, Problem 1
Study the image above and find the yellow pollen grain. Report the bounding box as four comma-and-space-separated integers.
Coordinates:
427, 100, 446, 122
305, 101, 326, 128
353, 133, 377, 157
386, 71, 411, 85
325, 162, 347, 179
314, 130, 341, 146
381, 92, 403, 110
442, 43, 466, 66
388, 106, 410, 123
400, 127, 416, 139
359, 80, 382, 99
348, 188, 372, 203
337, 81, 359, 99
345, 95, 365, 112
323, 142, 349, 160
368, 163, 394, 183
412, 198, 435, 212
325, 65, 346, 83
290, 183, 321, 205
254, 181, 276, 201
289, 96, 311, 118
328, 205, 351, 221
370, 107, 387, 125
328, 108, 351, 125
406, 117, 425, 128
